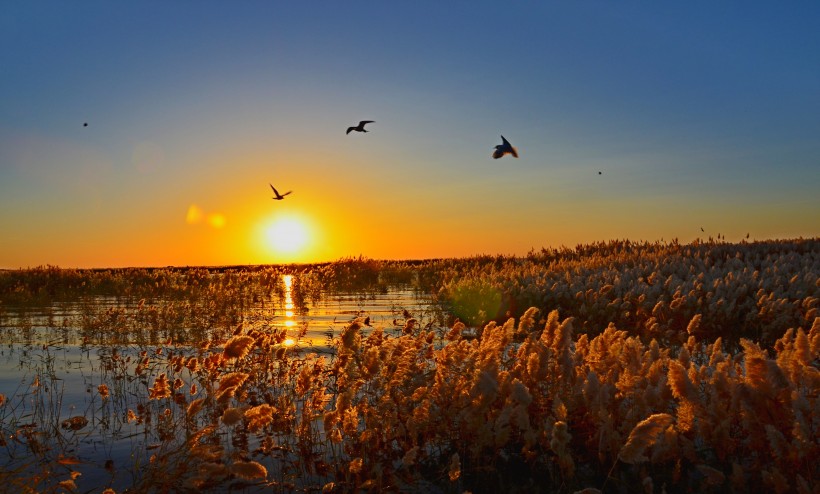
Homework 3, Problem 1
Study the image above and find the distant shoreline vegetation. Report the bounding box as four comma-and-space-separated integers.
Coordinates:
2, 238, 817, 348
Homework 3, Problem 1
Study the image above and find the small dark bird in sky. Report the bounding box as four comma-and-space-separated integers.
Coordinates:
701, 227, 705, 232
269, 184, 292, 200
346, 120, 374, 134
83, 122, 88, 127
492, 135, 518, 159
598, 171, 602, 175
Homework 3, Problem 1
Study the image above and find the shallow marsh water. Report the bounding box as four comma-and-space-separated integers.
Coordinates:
0, 273, 446, 492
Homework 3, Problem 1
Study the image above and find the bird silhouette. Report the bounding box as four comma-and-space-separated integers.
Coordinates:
492, 135, 518, 159
598, 171, 602, 175
269, 184, 292, 200
83, 123, 88, 127
346, 120, 374, 134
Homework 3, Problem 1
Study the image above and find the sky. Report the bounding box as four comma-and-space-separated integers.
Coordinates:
1, 2, 819, 268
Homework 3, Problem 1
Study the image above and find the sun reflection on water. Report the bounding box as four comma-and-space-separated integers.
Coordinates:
282, 274, 296, 338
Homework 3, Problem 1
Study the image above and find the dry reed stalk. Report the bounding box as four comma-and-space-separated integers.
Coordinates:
447, 453, 461, 481
221, 407, 244, 426
186, 397, 205, 418
230, 460, 267, 480
223, 335, 255, 359
148, 373, 171, 400
618, 413, 674, 463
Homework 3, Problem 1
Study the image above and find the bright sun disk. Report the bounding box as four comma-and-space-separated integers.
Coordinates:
263, 216, 310, 258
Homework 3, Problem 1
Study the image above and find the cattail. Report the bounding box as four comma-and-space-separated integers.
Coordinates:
230, 460, 267, 480
221, 407, 244, 426
218, 372, 249, 390
349, 457, 363, 475
245, 404, 274, 431
148, 374, 171, 400
57, 480, 77, 491
551, 421, 574, 478
686, 314, 702, 336
539, 310, 560, 345
765, 359, 789, 389
668, 360, 696, 402
323, 410, 339, 432
618, 413, 674, 463
447, 453, 461, 481
552, 395, 567, 422
708, 337, 724, 367
341, 321, 361, 351
510, 378, 532, 405
216, 386, 237, 405
402, 446, 419, 466
517, 307, 540, 334
809, 317, 820, 355
676, 401, 696, 433
473, 368, 499, 403
223, 335, 255, 360
342, 406, 359, 437
445, 321, 465, 341
794, 328, 811, 365
186, 398, 205, 418
362, 346, 381, 376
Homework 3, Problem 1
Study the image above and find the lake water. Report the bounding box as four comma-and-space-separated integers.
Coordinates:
0, 273, 447, 492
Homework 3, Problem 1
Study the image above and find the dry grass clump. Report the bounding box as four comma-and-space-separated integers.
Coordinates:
432, 238, 819, 347
5, 316, 815, 492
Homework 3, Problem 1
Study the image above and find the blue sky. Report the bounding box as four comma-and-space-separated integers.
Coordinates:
1, 2, 818, 267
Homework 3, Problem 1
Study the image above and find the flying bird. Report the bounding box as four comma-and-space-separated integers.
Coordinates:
83, 122, 88, 127
269, 184, 292, 200
346, 120, 374, 134
492, 135, 518, 159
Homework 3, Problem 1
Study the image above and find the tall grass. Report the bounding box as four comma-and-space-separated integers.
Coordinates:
0, 238, 817, 493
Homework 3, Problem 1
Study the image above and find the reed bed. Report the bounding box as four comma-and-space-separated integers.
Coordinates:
0, 238, 817, 493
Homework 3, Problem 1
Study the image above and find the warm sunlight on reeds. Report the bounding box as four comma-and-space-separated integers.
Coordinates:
0, 238, 817, 493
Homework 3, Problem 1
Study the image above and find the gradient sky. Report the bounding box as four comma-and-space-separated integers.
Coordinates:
2, 2, 818, 268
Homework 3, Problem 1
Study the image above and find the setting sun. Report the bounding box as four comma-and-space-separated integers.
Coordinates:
261, 215, 312, 260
